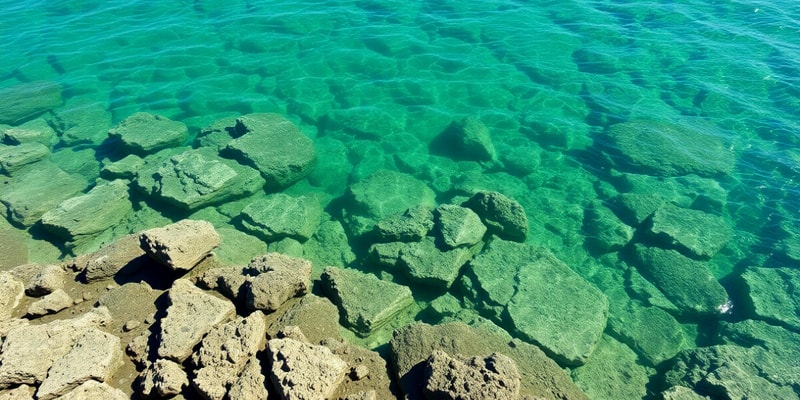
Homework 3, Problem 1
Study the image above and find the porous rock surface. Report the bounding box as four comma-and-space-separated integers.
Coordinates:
107, 112, 188, 155
423, 350, 520, 400
139, 219, 220, 271
268, 338, 348, 400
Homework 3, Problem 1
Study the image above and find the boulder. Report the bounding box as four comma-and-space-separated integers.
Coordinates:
423, 350, 520, 400
0, 81, 62, 125
136, 148, 265, 210
462, 191, 528, 242
267, 338, 348, 400
373, 206, 434, 243
41, 180, 133, 248
0, 385, 34, 399
99, 154, 143, 180
660, 386, 710, 400
1, 118, 55, 146
0, 272, 24, 321
434, 204, 486, 249
197, 265, 249, 304
239, 193, 323, 242
266, 295, 341, 345
0, 143, 49, 175
139, 359, 188, 398
570, 335, 650, 400
35, 329, 122, 400
740, 266, 800, 330
432, 117, 496, 162
156, 279, 236, 362
301, 218, 357, 272
107, 112, 188, 155
583, 200, 633, 253
50, 100, 112, 146
139, 220, 220, 272
389, 322, 588, 400
221, 113, 316, 189
398, 237, 475, 290
321, 267, 414, 337
0, 162, 87, 227
26, 289, 72, 317
244, 253, 312, 312
368, 242, 406, 270
634, 245, 729, 317
607, 300, 687, 366
25, 264, 65, 297
227, 357, 269, 400
608, 120, 734, 177
614, 192, 667, 226
462, 239, 527, 312
648, 204, 732, 260
55, 380, 128, 400
72, 233, 147, 282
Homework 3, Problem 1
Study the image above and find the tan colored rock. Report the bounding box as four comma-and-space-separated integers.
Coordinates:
140, 219, 220, 272
268, 338, 348, 400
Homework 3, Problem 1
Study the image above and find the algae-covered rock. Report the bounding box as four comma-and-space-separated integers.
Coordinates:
398, 237, 475, 290
136, 148, 265, 210
607, 299, 687, 366
1, 118, 55, 146
462, 191, 528, 242
0, 162, 87, 227
432, 117, 496, 162
571, 335, 651, 400
239, 193, 323, 242
434, 204, 486, 249
41, 180, 133, 248
634, 245, 729, 317
0, 143, 50, 175
222, 113, 316, 189
740, 267, 800, 331
0, 81, 63, 125
100, 154, 144, 180
373, 206, 434, 243
583, 200, 633, 253
648, 204, 732, 260
321, 267, 414, 337
50, 100, 112, 146
302, 218, 356, 273
108, 112, 189, 155
609, 120, 734, 177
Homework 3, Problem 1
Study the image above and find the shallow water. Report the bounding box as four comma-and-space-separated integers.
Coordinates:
2, 0, 800, 398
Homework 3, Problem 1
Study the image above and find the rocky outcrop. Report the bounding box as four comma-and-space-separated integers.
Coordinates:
267, 338, 348, 400
423, 350, 520, 400
107, 112, 188, 155
0, 81, 63, 125
139, 220, 220, 272
462, 191, 528, 242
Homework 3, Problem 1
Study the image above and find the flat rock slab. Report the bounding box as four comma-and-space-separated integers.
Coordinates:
609, 120, 734, 177
156, 279, 236, 362
634, 245, 729, 317
648, 204, 732, 260
267, 338, 348, 400
423, 350, 520, 400
398, 237, 475, 290
239, 193, 323, 242
107, 112, 188, 155
571, 335, 650, 400
373, 206, 434, 242
222, 113, 316, 189
583, 201, 633, 253
140, 220, 220, 272
0, 142, 50, 175
0, 81, 63, 125
41, 180, 133, 246
608, 300, 687, 366
100, 154, 143, 180
506, 248, 609, 366
0, 162, 87, 226
321, 267, 414, 337
136, 148, 264, 210
245, 253, 312, 312
741, 267, 800, 330
462, 191, 528, 242
72, 233, 147, 282
434, 204, 486, 249
2, 118, 55, 146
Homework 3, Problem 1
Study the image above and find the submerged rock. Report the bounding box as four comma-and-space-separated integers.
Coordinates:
648, 204, 732, 260
0, 81, 63, 125
107, 112, 188, 155
740, 267, 800, 331
373, 206, 434, 243
434, 204, 486, 249
432, 117, 497, 162
1, 117, 55, 146
244, 253, 311, 312
607, 299, 687, 366
0, 142, 50, 175
239, 193, 323, 242
583, 200, 633, 253
571, 335, 650, 400
462, 191, 528, 242
0, 162, 87, 227
398, 237, 475, 290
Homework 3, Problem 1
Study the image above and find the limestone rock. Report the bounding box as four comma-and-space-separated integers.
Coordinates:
398, 237, 475, 290
267, 338, 348, 400
0, 162, 87, 226
607, 300, 687, 366
0, 272, 24, 321
571, 335, 650, 400
648, 204, 732, 260
434, 117, 496, 162
1, 118, 55, 146
139, 358, 188, 398
719, 319, 800, 391
0, 384, 34, 400
423, 350, 520, 400
136, 148, 265, 210
462, 191, 528, 242
634, 245, 729, 317
615, 192, 666, 226
26, 289, 72, 317
368, 242, 405, 270
660, 386, 710, 400
156, 279, 236, 362
107, 112, 188, 155
73, 233, 147, 282
41, 180, 133, 248
25, 264, 65, 297
464, 239, 535, 312
321, 267, 414, 337
100, 154, 143, 180
301, 218, 357, 272
583, 201, 633, 253
55, 380, 127, 400
741, 266, 800, 330
0, 143, 49, 175
139, 220, 220, 272
0, 81, 62, 125
373, 206, 434, 242
239, 193, 323, 242
222, 113, 316, 189
35, 329, 122, 400
245, 253, 312, 312
227, 357, 269, 400
266, 295, 341, 345
50, 100, 112, 146
434, 204, 486, 249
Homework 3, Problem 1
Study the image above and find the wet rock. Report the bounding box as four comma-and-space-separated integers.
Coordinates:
0, 81, 63, 125
1, 118, 55, 146
222, 113, 316, 189
73, 233, 147, 282
27, 289, 72, 317
25, 264, 65, 297
321, 267, 414, 337
609, 120, 734, 177
0, 272, 24, 321
100, 154, 143, 180
239, 193, 323, 242
634, 245, 729, 317
740, 266, 800, 330
139, 358, 188, 398
54, 380, 127, 400
136, 148, 265, 211
107, 112, 189, 155
462, 191, 528, 242
368, 241, 405, 270
373, 206, 434, 243
423, 350, 520, 400
41, 180, 133, 248
267, 338, 348, 400
614, 192, 666, 226
648, 204, 732, 260
50, 100, 112, 146
343, 169, 436, 237
156, 279, 236, 362
583, 200, 633, 253
719, 319, 800, 390
660, 386, 710, 400
245, 253, 312, 312
433, 117, 496, 162
302, 218, 357, 271
434, 204, 486, 249
139, 219, 220, 272
0, 142, 49, 175
389, 322, 588, 400
0, 162, 87, 227
35, 329, 122, 400
571, 335, 650, 400
398, 237, 475, 290
607, 300, 687, 366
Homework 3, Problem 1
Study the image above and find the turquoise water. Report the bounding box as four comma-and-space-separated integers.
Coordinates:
2, 0, 800, 398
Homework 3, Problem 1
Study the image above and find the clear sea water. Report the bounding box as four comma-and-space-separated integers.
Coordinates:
2, 0, 800, 398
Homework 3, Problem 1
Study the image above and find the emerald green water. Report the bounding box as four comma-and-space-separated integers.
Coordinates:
2, 0, 799, 398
